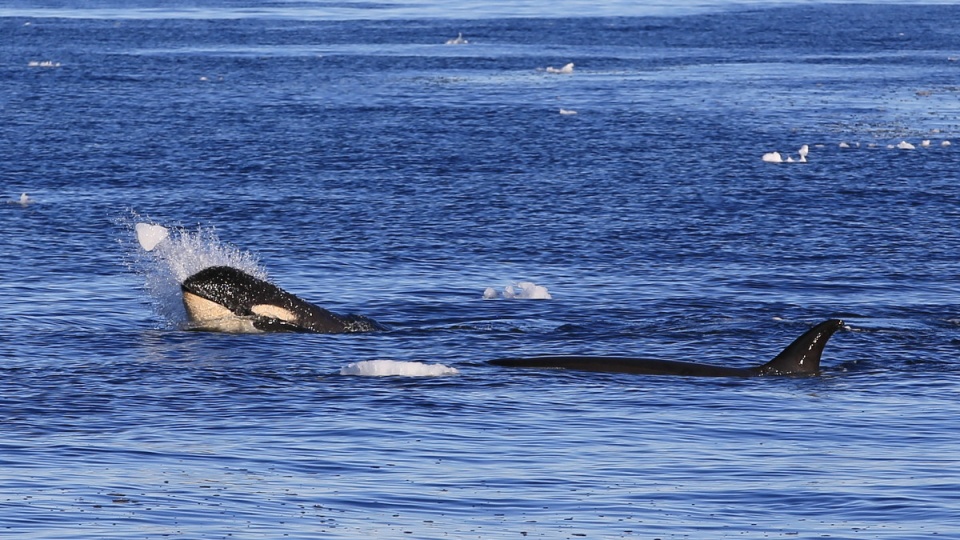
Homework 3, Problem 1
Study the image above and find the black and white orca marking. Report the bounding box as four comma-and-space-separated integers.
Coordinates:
488, 319, 844, 377
180, 266, 386, 334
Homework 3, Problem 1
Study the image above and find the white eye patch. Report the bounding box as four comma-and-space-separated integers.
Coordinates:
251, 304, 298, 323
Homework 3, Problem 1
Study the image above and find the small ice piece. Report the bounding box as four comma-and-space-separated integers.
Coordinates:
942, 140, 952, 147
798, 144, 809, 162
546, 62, 574, 74
445, 32, 468, 45
340, 360, 459, 377
559, 108, 578, 115
485, 282, 552, 299
762, 151, 783, 163
520, 282, 551, 299
9, 193, 33, 206
839, 142, 850, 148
136, 222, 170, 251
507, 282, 552, 299
897, 140, 915, 150
921, 140, 931, 147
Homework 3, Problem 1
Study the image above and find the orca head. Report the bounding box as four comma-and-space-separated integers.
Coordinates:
180, 266, 301, 332
179, 265, 386, 333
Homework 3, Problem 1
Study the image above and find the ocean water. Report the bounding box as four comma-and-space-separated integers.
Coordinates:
3, 1, 960, 538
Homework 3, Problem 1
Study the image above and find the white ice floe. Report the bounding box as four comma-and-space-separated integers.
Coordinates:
484, 282, 552, 300
943, 140, 952, 147
896, 140, 916, 150
340, 360, 459, 377
559, 108, 578, 115
28, 60, 60, 68
8, 193, 34, 206
546, 62, 574, 74
762, 145, 808, 163
445, 32, 468, 45
761, 151, 783, 163
136, 222, 171, 252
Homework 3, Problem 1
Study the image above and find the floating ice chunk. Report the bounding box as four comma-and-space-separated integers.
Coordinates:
504, 282, 552, 299
896, 140, 915, 150
445, 32, 468, 45
559, 108, 578, 115
921, 140, 931, 147
8, 193, 33, 206
340, 360, 459, 377
546, 62, 574, 74
483, 282, 552, 299
135, 222, 170, 251
839, 142, 850, 148
28, 60, 60, 68
763, 145, 808, 164
943, 140, 952, 147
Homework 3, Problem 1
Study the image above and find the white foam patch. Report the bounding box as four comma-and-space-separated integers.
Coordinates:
340, 360, 459, 377
483, 282, 552, 299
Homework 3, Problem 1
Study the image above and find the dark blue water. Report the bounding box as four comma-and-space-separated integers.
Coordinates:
3, 2, 960, 538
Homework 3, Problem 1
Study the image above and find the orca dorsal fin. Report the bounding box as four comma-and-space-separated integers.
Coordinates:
755, 319, 844, 376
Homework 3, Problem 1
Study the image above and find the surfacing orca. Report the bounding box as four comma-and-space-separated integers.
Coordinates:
488, 319, 844, 377
180, 265, 386, 334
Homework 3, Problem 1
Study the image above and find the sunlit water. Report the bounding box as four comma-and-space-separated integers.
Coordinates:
3, 1, 960, 538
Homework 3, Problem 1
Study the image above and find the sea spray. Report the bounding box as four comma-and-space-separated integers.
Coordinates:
124, 216, 266, 326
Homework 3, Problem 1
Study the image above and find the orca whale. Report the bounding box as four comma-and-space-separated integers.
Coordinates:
180, 265, 386, 334
488, 319, 844, 377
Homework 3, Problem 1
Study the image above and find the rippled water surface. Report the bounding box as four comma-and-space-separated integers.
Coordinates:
3, 1, 960, 538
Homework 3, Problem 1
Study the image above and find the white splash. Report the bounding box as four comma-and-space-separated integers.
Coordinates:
445, 32, 468, 45
340, 360, 459, 377
128, 219, 266, 325
483, 282, 552, 300
546, 62, 574, 74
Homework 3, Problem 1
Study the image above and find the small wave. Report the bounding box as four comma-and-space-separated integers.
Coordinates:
340, 360, 459, 377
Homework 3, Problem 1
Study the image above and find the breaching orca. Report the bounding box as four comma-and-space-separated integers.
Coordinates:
180, 265, 386, 334
488, 319, 844, 377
